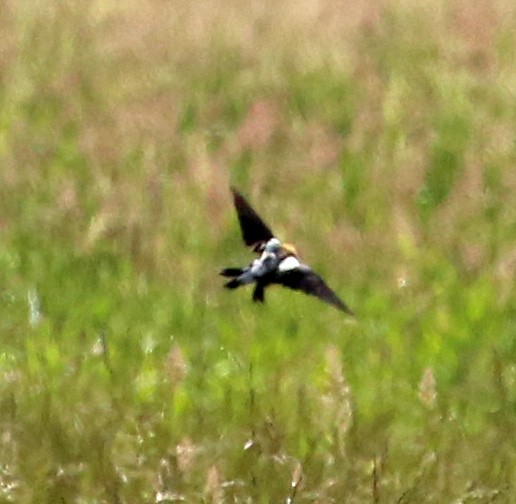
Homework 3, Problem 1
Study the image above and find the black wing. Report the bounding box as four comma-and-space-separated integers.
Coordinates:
277, 267, 353, 314
231, 187, 274, 250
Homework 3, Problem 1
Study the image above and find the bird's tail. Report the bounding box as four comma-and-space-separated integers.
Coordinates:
220, 267, 244, 277
224, 278, 241, 289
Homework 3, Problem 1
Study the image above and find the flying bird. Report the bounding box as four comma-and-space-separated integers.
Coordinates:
220, 187, 353, 314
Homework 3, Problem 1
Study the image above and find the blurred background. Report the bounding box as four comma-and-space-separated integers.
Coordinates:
0, 0, 514, 501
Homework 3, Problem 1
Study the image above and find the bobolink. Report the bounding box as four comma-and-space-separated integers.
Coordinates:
221, 188, 353, 314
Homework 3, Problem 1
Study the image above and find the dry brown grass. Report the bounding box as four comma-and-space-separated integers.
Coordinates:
0, 0, 514, 501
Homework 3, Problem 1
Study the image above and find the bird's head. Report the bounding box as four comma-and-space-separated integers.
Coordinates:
281, 242, 299, 257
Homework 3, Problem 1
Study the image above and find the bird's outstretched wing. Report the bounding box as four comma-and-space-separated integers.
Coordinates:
231, 187, 274, 251
278, 267, 353, 314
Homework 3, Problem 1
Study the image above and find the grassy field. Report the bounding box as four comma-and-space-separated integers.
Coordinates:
1, 0, 515, 501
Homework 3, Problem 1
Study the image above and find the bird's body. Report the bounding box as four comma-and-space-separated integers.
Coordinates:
221, 188, 353, 315
222, 239, 283, 290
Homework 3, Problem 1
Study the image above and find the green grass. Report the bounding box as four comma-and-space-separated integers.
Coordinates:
0, 0, 515, 502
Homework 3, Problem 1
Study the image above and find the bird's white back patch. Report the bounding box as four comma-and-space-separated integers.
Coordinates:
278, 255, 301, 272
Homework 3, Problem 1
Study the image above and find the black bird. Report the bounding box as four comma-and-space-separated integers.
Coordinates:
221, 188, 353, 314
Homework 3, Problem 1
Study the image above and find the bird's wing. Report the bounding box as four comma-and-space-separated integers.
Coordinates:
231, 187, 274, 250
277, 266, 353, 314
